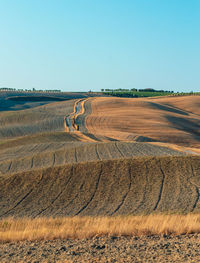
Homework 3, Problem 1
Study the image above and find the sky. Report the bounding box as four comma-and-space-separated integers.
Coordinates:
0, 0, 199, 92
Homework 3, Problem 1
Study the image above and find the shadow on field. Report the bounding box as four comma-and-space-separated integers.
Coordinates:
148, 102, 189, 116
166, 115, 200, 142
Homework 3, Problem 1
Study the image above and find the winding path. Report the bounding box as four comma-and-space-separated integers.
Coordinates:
64, 99, 87, 132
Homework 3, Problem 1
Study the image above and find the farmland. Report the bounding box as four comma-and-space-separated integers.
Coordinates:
86, 96, 200, 148
0, 92, 199, 216
0, 92, 200, 262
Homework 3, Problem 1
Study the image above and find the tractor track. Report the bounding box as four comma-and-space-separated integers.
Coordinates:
189, 164, 200, 212
1, 154, 199, 218
95, 144, 101, 160
133, 163, 149, 212
115, 142, 125, 157
153, 162, 166, 211
0, 173, 45, 217
111, 165, 132, 215
7, 161, 12, 173
35, 167, 74, 217
75, 166, 103, 216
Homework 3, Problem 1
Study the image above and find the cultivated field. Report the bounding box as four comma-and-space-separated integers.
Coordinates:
0, 93, 200, 262
0, 91, 89, 112
0, 100, 75, 139
86, 96, 200, 148
1, 156, 200, 218
0, 141, 187, 176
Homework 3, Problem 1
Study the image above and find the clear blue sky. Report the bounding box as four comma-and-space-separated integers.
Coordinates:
0, 0, 199, 92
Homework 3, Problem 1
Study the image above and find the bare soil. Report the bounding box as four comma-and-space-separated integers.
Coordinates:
0, 141, 187, 176
1, 234, 200, 262
1, 156, 200, 217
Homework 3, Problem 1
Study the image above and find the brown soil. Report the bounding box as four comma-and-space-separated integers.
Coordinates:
0, 140, 187, 176
1, 234, 200, 262
0, 156, 200, 217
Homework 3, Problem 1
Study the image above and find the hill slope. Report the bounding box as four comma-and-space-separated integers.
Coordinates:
0, 95, 199, 218
0, 138, 187, 176
0, 156, 199, 218
86, 96, 200, 147
0, 100, 75, 139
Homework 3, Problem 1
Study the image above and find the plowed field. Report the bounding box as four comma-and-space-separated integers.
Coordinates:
0, 95, 199, 218
0, 156, 200, 218
0, 140, 187, 176
0, 94, 200, 261
86, 96, 200, 147
0, 95, 199, 216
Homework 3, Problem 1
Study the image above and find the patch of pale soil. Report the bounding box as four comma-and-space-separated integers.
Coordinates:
1, 235, 200, 262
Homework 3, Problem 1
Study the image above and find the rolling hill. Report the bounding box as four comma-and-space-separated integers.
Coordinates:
86, 96, 200, 148
0, 94, 199, 218
0, 156, 199, 218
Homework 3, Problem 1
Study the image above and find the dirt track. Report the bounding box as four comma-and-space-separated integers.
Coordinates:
1, 234, 200, 262
64, 98, 88, 132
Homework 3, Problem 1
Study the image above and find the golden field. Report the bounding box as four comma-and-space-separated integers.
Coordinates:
86, 96, 200, 148
1, 214, 200, 242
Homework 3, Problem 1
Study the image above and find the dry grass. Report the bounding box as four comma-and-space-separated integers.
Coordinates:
1, 215, 200, 242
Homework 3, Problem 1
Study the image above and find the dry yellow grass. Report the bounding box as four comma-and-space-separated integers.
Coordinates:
1, 215, 200, 242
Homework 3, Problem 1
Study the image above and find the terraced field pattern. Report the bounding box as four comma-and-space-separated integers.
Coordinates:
0, 93, 200, 217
